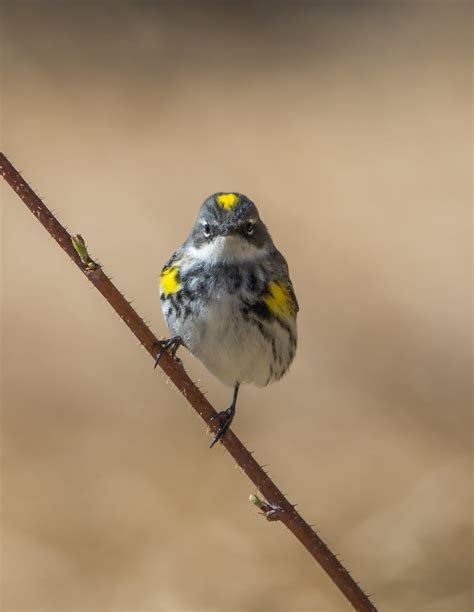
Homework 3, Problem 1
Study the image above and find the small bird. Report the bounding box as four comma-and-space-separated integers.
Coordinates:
156, 192, 298, 447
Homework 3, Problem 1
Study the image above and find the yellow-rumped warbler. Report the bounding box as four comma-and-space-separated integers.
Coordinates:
156, 193, 298, 447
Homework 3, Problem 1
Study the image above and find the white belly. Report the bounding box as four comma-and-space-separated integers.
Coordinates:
182, 295, 274, 386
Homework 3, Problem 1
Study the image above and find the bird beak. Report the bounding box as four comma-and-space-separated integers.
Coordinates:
220, 222, 237, 237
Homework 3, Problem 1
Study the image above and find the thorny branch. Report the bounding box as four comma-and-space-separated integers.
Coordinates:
1, 152, 377, 612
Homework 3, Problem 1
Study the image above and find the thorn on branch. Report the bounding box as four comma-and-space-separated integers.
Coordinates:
249, 494, 283, 522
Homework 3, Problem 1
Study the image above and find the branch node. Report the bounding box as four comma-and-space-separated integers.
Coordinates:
71, 234, 98, 270
249, 494, 283, 522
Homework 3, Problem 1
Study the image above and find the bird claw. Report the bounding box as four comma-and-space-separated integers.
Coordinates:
153, 336, 183, 369
210, 407, 235, 448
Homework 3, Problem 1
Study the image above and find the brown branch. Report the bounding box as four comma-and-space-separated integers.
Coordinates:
1, 152, 377, 612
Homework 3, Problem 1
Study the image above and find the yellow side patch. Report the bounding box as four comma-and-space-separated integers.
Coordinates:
216, 193, 239, 210
264, 281, 295, 319
160, 266, 181, 296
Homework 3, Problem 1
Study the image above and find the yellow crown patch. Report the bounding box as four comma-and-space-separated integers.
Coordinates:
216, 193, 239, 210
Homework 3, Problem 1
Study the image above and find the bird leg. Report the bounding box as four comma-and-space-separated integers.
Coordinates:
210, 382, 240, 448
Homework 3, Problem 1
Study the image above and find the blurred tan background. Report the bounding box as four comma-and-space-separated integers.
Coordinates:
1, 2, 472, 611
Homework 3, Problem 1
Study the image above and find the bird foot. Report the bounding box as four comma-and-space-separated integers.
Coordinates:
153, 336, 183, 369
210, 406, 235, 448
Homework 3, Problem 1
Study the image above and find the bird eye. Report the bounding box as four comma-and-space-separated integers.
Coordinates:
203, 223, 211, 237
245, 221, 254, 235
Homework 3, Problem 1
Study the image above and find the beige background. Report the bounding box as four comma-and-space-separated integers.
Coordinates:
1, 2, 472, 611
